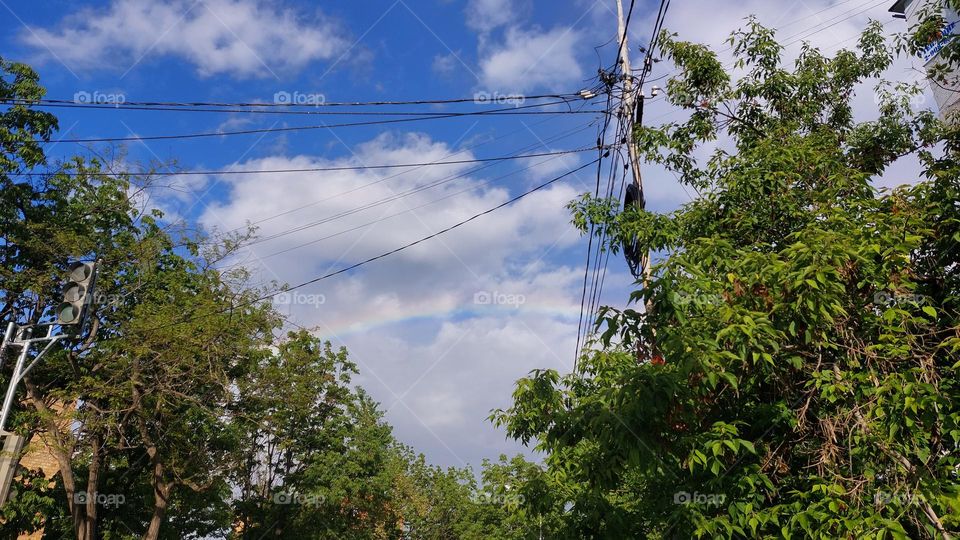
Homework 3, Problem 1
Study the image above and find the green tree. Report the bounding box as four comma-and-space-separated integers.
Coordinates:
0, 56, 277, 539
496, 19, 960, 539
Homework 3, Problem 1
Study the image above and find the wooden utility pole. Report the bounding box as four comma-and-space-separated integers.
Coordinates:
615, 0, 651, 288
616, 0, 659, 363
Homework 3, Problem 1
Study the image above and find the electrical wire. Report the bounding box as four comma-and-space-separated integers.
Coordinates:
45, 99, 596, 144
4, 93, 584, 109
590, 93, 633, 333
18, 147, 595, 178
780, 0, 888, 45
110, 159, 601, 339
236, 145, 607, 249
642, 4, 894, 124
642, 0, 887, 112
10, 101, 605, 117
584, 96, 630, 348
614, 0, 638, 70
575, 90, 616, 362
213, 119, 602, 235
638, 0, 671, 89
245, 149, 587, 262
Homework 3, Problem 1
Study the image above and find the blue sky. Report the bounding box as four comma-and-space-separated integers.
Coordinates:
0, 0, 921, 470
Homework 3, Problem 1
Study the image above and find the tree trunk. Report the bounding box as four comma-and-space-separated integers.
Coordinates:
144, 457, 172, 540
82, 433, 102, 540
22, 377, 89, 537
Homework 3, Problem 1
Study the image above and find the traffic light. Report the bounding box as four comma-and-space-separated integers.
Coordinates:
57, 261, 97, 326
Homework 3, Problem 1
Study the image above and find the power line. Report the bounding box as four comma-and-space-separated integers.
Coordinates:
45, 99, 596, 144
576, 0, 666, 361
576, 88, 618, 361
11, 101, 605, 117
5, 93, 584, 109
590, 90, 634, 338
642, 3, 893, 123
781, 0, 888, 45
638, 0, 671, 89
19, 147, 597, 178
219, 122, 598, 238
113, 159, 600, 339
643, 0, 885, 109
245, 149, 587, 262
235, 146, 607, 248
777, 0, 861, 31
584, 94, 630, 351
614, 0, 638, 71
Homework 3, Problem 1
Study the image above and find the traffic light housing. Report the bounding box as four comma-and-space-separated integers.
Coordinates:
57, 261, 97, 326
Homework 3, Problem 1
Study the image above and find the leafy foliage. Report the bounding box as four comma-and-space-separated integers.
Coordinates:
496, 19, 960, 540
0, 57, 544, 540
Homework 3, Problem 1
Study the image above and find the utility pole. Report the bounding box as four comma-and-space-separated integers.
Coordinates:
0, 323, 69, 503
616, 0, 651, 289
616, 0, 661, 364
0, 324, 26, 504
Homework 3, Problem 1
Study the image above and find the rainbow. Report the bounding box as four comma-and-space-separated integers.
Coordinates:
290, 299, 582, 337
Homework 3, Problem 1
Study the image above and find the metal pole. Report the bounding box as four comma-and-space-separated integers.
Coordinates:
0, 430, 25, 503
0, 323, 25, 504
0, 340, 30, 435
0, 322, 14, 371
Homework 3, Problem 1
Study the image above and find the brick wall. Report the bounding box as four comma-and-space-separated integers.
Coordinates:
14, 401, 72, 540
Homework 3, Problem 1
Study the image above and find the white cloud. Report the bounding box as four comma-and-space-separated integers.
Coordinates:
350, 311, 583, 466
177, 131, 604, 466
198, 131, 590, 284
465, 0, 527, 33
479, 26, 584, 93
431, 52, 459, 76
21, 0, 347, 78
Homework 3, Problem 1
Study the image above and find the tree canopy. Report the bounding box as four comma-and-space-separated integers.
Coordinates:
495, 16, 960, 540
0, 58, 530, 540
